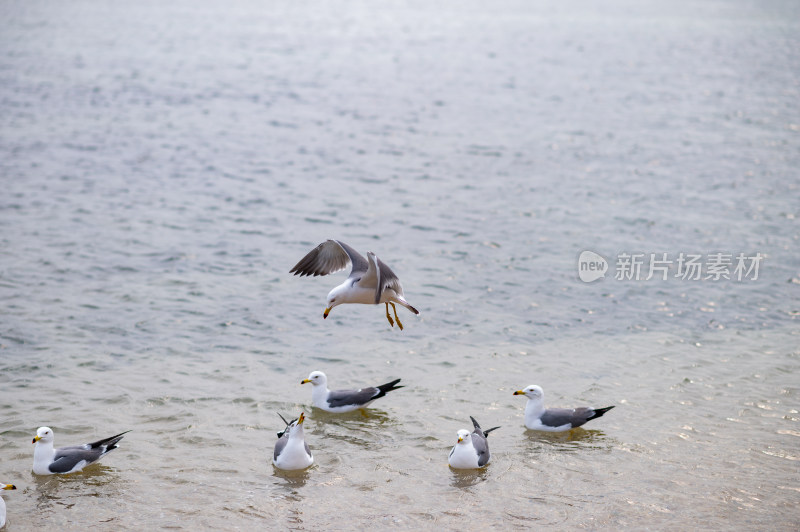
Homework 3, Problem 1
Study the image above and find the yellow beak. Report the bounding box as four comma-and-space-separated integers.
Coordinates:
513, 390, 525, 395
457, 436, 464, 443
32, 435, 41, 443
2, 484, 16, 491
298, 412, 305, 424
301, 378, 311, 384
323, 307, 331, 319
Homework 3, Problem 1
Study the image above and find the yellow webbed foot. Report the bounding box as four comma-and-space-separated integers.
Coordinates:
390, 302, 404, 331
385, 302, 395, 327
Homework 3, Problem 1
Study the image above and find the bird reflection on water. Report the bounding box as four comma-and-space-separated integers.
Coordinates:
524, 428, 616, 453
449, 466, 490, 490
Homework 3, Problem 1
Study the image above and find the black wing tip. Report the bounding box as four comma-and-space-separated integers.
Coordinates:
102, 429, 131, 442
290, 266, 326, 277
379, 378, 403, 390
88, 429, 130, 451
592, 406, 615, 418
470, 416, 500, 437
483, 426, 501, 437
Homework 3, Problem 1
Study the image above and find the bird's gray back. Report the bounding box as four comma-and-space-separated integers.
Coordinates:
326, 387, 379, 408
49, 447, 104, 473
540, 407, 594, 428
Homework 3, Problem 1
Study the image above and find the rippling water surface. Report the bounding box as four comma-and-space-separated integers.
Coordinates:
1, 0, 799, 529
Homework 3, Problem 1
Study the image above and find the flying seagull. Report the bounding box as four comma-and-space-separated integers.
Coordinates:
1, 483, 16, 529
301, 370, 404, 413
32, 427, 130, 475
290, 239, 419, 329
448, 416, 500, 469
513, 385, 615, 431
273, 413, 314, 470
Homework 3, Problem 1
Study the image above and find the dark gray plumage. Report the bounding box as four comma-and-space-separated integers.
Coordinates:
540, 406, 615, 429
48, 432, 130, 473
470, 416, 500, 467
325, 379, 403, 409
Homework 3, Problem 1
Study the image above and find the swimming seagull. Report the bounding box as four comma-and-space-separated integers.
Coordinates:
272, 413, 314, 470
1, 483, 16, 529
301, 370, 404, 413
513, 385, 615, 432
448, 416, 500, 469
31, 427, 130, 475
290, 239, 420, 329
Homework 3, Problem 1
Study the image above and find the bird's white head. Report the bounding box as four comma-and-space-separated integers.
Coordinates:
455, 429, 471, 445
277, 412, 306, 439
513, 385, 544, 401
289, 412, 306, 436
32, 426, 54, 445
301, 371, 327, 387
323, 285, 350, 319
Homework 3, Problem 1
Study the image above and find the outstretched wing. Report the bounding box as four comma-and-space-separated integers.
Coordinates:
290, 240, 369, 277
363, 252, 404, 304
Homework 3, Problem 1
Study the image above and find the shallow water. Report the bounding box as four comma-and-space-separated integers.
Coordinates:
1, 0, 799, 529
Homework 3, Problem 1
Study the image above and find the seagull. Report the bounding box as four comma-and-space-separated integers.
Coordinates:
290, 239, 420, 329
272, 413, 314, 470
301, 371, 404, 413
448, 416, 500, 469
513, 385, 615, 432
1, 483, 16, 529
32, 427, 130, 475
